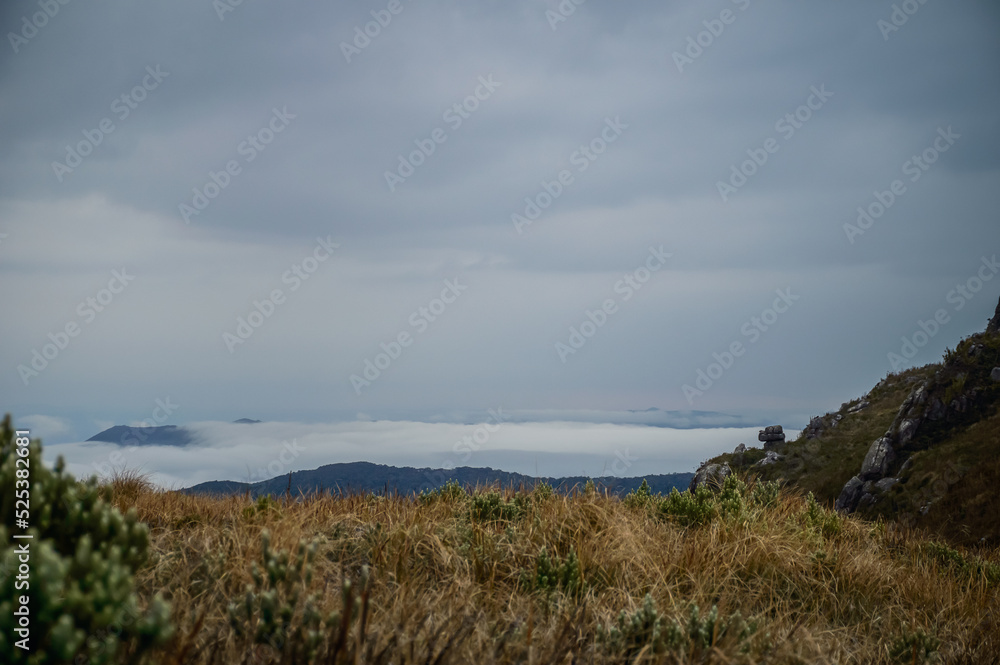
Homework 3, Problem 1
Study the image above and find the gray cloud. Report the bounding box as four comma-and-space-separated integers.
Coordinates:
2, 1, 998, 481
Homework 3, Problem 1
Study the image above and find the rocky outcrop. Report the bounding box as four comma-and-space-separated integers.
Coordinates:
732, 443, 746, 465
758, 425, 785, 450
992, 368, 1000, 382
834, 477, 864, 512
988, 295, 1000, 334
804, 416, 825, 439
860, 437, 896, 480
756, 450, 784, 466
846, 400, 870, 415
688, 461, 731, 492
836, 380, 929, 513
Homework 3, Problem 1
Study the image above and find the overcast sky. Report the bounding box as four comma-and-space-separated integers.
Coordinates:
2, 1, 999, 477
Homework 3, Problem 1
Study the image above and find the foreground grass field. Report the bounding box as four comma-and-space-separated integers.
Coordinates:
101, 472, 1000, 664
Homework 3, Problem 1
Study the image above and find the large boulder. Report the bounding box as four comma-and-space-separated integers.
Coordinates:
860, 436, 896, 480
756, 450, 784, 466
758, 425, 785, 450
688, 462, 731, 492
835, 476, 864, 512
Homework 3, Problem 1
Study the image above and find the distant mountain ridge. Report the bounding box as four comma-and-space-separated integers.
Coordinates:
86, 418, 259, 446
87, 425, 194, 447
182, 460, 694, 499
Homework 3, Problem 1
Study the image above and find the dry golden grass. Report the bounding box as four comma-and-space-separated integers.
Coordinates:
106, 477, 1000, 664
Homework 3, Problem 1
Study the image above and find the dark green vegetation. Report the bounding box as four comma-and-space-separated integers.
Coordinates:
0, 416, 172, 664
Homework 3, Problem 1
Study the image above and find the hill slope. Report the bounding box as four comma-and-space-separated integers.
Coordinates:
709, 296, 1000, 547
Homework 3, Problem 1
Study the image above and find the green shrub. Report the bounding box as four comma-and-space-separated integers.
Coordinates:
521, 546, 584, 598
0, 415, 172, 664
531, 481, 554, 502
597, 594, 757, 659
243, 494, 281, 519
226, 530, 357, 663
803, 492, 842, 538
889, 628, 940, 664
623, 479, 655, 509
922, 541, 1000, 586
658, 486, 717, 527
750, 480, 781, 508
469, 490, 523, 523
418, 479, 466, 505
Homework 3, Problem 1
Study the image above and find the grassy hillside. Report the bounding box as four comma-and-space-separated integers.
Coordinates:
90, 472, 999, 664
710, 301, 1000, 548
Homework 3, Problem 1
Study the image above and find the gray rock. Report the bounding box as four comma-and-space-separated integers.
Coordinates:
756, 450, 784, 466
927, 398, 946, 421
860, 437, 896, 480
992, 367, 1000, 382
805, 416, 825, 439
733, 443, 746, 455
897, 419, 919, 446
688, 462, 731, 493
835, 476, 864, 512
874, 477, 899, 493
847, 400, 870, 414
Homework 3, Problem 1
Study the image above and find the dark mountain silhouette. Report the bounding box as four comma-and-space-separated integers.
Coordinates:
87, 425, 194, 447
181, 460, 694, 499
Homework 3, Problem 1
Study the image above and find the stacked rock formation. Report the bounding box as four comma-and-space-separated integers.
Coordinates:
758, 425, 785, 450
